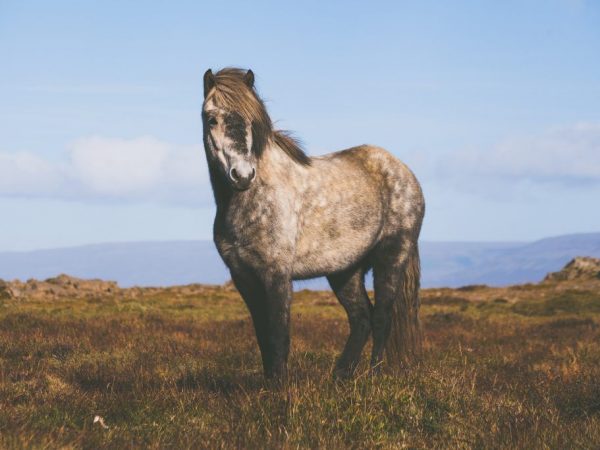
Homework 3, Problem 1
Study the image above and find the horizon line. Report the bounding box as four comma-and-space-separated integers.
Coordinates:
2, 231, 600, 254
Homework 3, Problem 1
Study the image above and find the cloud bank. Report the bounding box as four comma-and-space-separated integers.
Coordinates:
0, 136, 210, 205
437, 122, 600, 187
1, 122, 599, 206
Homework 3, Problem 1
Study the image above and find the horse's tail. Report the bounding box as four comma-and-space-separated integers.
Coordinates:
385, 245, 423, 368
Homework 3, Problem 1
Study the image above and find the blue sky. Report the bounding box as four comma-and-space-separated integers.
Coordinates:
1, 0, 599, 251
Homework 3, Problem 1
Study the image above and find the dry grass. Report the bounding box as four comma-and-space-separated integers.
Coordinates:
0, 282, 599, 449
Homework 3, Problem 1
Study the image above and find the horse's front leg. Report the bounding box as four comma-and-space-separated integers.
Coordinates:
261, 271, 293, 381
230, 270, 271, 374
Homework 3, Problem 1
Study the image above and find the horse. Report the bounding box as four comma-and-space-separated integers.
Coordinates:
201, 67, 425, 380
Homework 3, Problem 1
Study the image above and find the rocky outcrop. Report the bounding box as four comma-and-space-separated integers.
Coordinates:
1, 275, 119, 300
0, 275, 228, 301
45, 274, 118, 292
0, 279, 13, 300
544, 257, 600, 282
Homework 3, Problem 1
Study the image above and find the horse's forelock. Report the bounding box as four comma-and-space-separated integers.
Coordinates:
208, 69, 271, 131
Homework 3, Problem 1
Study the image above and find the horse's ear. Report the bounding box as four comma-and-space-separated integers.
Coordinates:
244, 69, 255, 89
203, 69, 215, 98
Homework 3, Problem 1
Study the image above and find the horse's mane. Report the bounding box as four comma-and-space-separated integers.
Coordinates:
273, 130, 311, 166
208, 68, 311, 166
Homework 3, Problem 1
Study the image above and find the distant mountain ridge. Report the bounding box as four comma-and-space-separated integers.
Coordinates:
0, 233, 599, 288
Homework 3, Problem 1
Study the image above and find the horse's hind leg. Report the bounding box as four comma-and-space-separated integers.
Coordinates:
370, 236, 413, 371
327, 264, 372, 378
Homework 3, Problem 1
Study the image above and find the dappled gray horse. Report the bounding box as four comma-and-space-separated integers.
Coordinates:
202, 68, 425, 380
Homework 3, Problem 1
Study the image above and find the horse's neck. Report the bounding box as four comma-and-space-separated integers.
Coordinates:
258, 142, 305, 185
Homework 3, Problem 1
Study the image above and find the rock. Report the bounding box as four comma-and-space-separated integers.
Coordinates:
45, 274, 79, 286
0, 279, 13, 300
544, 257, 600, 281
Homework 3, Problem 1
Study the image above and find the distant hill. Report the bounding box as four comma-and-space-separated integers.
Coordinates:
426, 233, 600, 286
0, 241, 225, 288
0, 233, 599, 288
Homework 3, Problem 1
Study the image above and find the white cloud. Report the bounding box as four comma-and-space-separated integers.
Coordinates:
0, 151, 66, 196
438, 122, 600, 185
2, 122, 598, 206
0, 136, 211, 205
70, 136, 170, 196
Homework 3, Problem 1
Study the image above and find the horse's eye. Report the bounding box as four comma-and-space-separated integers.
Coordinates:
207, 117, 218, 127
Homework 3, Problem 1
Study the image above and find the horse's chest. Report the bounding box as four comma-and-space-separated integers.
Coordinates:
214, 200, 298, 272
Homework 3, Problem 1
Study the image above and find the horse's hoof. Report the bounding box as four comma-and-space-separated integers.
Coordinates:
333, 367, 354, 381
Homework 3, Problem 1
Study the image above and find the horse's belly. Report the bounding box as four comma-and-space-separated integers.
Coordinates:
292, 225, 379, 279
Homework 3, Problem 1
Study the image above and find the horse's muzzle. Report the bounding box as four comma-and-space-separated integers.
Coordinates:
228, 166, 256, 191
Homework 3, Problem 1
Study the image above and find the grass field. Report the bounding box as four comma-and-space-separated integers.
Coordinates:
1, 280, 599, 449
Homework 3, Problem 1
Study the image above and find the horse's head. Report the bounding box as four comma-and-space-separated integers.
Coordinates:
202, 68, 270, 191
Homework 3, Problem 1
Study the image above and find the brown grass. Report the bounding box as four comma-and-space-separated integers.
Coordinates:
0, 282, 599, 448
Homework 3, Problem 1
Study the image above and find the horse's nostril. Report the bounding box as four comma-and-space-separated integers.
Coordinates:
229, 167, 255, 188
